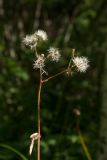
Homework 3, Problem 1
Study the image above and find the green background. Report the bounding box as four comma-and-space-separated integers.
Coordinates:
0, 0, 107, 159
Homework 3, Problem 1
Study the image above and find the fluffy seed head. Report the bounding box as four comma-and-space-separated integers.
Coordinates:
72, 56, 89, 72
34, 30, 48, 41
33, 54, 45, 69
48, 47, 60, 62
23, 35, 37, 49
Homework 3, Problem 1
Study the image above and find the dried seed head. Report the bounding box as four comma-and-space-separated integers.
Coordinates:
23, 30, 47, 49
33, 54, 45, 69
48, 47, 60, 62
72, 56, 89, 72
34, 30, 48, 41
23, 35, 37, 49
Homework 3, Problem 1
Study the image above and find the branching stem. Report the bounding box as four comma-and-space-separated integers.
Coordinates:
42, 69, 67, 83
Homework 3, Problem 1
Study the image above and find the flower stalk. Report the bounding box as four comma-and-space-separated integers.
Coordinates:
23, 29, 90, 160
37, 70, 42, 160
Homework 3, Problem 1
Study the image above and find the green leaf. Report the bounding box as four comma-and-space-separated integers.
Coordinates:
0, 144, 28, 160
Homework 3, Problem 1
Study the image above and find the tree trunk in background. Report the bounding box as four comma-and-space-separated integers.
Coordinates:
98, 53, 107, 160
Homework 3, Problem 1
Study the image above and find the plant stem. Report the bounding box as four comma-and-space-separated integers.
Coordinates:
67, 48, 75, 69
35, 47, 38, 58
37, 68, 67, 160
42, 69, 67, 83
37, 75, 42, 160
77, 128, 92, 160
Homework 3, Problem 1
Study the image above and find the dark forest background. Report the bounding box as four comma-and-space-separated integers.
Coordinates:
0, 0, 107, 160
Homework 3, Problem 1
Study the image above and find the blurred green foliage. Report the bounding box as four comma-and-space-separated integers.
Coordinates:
0, 0, 107, 159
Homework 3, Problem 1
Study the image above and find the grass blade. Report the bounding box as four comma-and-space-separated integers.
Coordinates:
0, 144, 28, 160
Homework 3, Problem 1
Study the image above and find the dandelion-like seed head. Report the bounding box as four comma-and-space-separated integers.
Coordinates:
34, 30, 48, 41
72, 56, 89, 72
23, 35, 37, 49
23, 30, 47, 49
33, 54, 45, 69
48, 47, 60, 62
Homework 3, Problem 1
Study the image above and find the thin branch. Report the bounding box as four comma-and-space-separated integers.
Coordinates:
42, 69, 67, 83
35, 47, 38, 58
67, 48, 75, 69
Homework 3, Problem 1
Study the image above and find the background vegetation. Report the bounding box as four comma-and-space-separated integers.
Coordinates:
0, 0, 107, 159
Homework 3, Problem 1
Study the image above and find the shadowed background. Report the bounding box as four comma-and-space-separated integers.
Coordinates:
0, 0, 107, 160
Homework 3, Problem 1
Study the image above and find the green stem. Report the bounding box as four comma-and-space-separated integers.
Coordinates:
67, 48, 75, 69
78, 128, 92, 160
